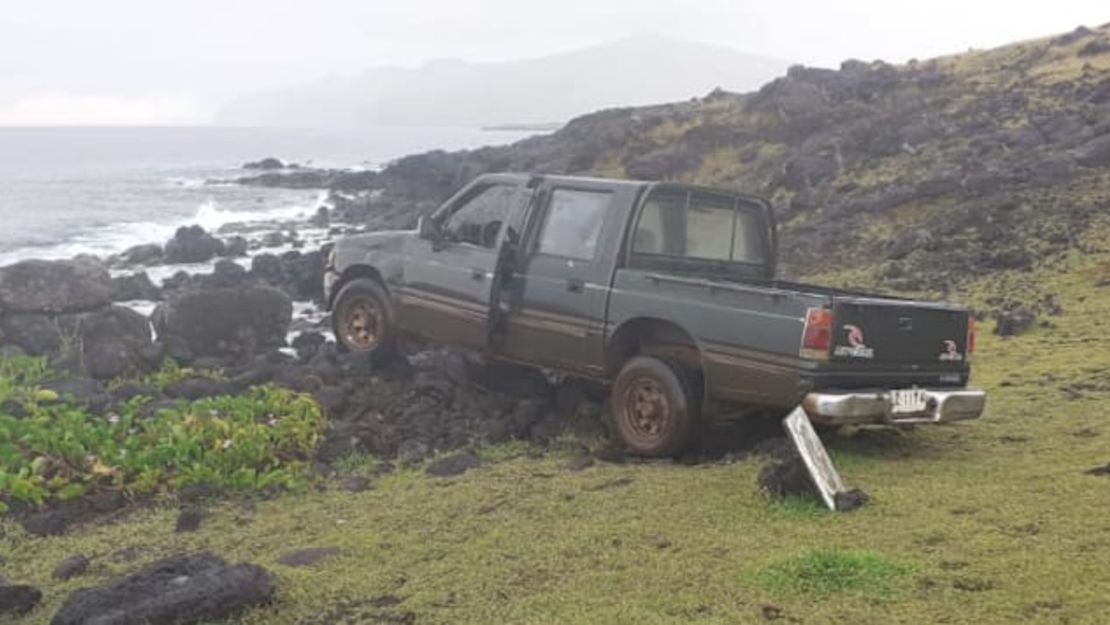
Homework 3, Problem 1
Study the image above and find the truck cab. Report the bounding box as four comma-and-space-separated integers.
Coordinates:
325, 173, 985, 456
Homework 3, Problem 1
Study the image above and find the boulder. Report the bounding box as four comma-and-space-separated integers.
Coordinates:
0, 313, 64, 354
40, 377, 110, 411
260, 231, 288, 248
164, 226, 226, 264
53, 555, 91, 581
111, 272, 162, 302
1073, 134, 1110, 167
78, 306, 159, 379
292, 331, 326, 361
50, 552, 274, 625
249, 253, 282, 284
0, 584, 41, 616
206, 260, 250, 288
222, 235, 249, 257
242, 157, 285, 170
152, 286, 292, 359
0, 259, 112, 314
758, 455, 818, 499
994, 308, 1037, 336
120, 243, 164, 266
175, 507, 205, 533
308, 206, 330, 228
248, 250, 326, 302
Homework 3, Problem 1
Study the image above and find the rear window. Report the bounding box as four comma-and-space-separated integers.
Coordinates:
631, 190, 767, 267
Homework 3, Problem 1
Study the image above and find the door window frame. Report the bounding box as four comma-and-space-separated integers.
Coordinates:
530, 186, 614, 263
624, 188, 772, 278
435, 182, 521, 252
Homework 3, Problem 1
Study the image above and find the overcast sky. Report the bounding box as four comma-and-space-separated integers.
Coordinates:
1, 0, 1106, 125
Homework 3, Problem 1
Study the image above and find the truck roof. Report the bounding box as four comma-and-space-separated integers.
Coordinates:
483, 173, 768, 205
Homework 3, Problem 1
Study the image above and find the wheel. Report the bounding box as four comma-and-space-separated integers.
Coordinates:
610, 356, 701, 456
332, 278, 397, 362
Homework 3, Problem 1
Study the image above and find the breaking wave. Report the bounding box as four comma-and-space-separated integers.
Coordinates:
0, 190, 328, 267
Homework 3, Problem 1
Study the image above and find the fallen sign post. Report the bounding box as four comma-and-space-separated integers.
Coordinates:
782, 406, 863, 511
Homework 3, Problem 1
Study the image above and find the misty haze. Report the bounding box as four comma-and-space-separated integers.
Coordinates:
217, 36, 792, 127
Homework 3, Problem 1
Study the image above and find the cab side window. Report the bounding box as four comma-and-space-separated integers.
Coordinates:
631, 191, 767, 270
536, 188, 612, 260
442, 184, 516, 248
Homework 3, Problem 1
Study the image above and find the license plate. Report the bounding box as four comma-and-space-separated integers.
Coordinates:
890, 388, 929, 414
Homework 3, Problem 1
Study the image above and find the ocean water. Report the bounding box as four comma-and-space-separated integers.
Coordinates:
0, 126, 533, 266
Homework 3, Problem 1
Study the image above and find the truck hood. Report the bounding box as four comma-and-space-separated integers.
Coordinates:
333, 229, 412, 270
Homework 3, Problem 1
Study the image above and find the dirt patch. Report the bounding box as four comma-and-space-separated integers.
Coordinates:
952, 577, 995, 592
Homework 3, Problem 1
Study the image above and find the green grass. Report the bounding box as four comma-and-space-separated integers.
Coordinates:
755, 548, 913, 599
6, 254, 1110, 623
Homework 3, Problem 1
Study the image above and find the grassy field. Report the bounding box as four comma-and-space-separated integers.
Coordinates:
4, 259, 1110, 624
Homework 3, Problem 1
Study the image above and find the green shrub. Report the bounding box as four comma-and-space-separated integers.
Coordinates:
0, 355, 49, 405
0, 360, 326, 512
756, 548, 913, 599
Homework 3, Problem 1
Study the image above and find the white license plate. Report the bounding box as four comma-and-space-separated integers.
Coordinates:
890, 389, 929, 414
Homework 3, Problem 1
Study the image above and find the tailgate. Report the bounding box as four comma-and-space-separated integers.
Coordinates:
831, 298, 969, 366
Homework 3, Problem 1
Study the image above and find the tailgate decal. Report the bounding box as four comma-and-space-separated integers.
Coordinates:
939, 339, 964, 362
833, 324, 875, 359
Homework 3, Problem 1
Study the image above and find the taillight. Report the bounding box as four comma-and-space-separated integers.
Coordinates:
800, 308, 832, 360
966, 317, 976, 360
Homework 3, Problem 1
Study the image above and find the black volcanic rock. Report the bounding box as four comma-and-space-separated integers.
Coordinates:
50, 552, 274, 625
120, 243, 164, 266
152, 285, 292, 360
111, 271, 162, 302
164, 225, 226, 264
0, 258, 113, 314
0, 584, 41, 616
243, 157, 286, 170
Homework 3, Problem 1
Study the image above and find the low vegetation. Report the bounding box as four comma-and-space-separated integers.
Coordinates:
0, 359, 325, 512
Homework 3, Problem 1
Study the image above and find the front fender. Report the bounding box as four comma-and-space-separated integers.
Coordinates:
326, 230, 413, 308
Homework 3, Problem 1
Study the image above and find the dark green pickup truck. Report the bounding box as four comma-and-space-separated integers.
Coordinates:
325, 173, 985, 455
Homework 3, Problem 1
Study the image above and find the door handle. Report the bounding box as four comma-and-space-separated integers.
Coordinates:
565, 278, 584, 293
471, 268, 486, 281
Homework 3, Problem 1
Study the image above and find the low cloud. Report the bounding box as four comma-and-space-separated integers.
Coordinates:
0, 93, 203, 126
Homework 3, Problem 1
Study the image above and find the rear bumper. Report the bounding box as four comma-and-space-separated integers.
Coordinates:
802, 387, 986, 425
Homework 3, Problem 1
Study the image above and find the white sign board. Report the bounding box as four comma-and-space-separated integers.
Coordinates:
782, 407, 848, 511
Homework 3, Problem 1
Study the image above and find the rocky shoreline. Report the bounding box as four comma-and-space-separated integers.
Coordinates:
0, 157, 627, 503
0, 161, 634, 620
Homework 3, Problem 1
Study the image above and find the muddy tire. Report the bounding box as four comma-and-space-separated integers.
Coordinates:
610, 356, 700, 457
332, 278, 397, 362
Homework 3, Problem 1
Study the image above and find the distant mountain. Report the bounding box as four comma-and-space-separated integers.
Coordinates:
215, 35, 793, 127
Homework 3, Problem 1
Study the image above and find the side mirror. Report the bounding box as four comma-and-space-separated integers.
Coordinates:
417, 216, 440, 242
